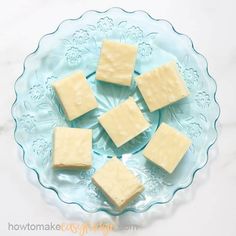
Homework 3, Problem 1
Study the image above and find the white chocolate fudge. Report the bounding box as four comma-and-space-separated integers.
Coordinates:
143, 123, 191, 173
136, 61, 189, 111
92, 157, 144, 210
96, 40, 137, 86
53, 71, 98, 121
53, 127, 92, 168
98, 97, 150, 147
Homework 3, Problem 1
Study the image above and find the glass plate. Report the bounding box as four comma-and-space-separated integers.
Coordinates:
12, 7, 220, 215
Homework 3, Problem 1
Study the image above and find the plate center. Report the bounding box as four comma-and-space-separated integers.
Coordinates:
71, 71, 160, 157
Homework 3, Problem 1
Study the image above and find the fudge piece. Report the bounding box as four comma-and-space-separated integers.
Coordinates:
96, 40, 137, 86
143, 123, 191, 173
53, 127, 92, 168
92, 157, 144, 210
98, 97, 150, 147
53, 71, 98, 121
136, 61, 189, 112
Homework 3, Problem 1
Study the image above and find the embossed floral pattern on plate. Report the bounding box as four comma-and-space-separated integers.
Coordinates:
12, 8, 220, 215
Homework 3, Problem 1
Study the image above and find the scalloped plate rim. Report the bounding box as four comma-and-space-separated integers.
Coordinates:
11, 7, 220, 216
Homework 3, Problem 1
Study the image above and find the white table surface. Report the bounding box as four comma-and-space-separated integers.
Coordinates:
0, 0, 236, 235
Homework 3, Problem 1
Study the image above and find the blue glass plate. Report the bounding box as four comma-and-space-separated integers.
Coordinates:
12, 8, 220, 215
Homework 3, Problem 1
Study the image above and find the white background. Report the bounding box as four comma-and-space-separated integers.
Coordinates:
1, 0, 236, 235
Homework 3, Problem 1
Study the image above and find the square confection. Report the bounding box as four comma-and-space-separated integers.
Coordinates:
143, 123, 191, 173
53, 71, 98, 121
98, 97, 150, 147
92, 157, 144, 210
136, 61, 189, 112
53, 127, 92, 168
96, 40, 138, 86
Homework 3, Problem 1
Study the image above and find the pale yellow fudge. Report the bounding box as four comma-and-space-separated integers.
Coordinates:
143, 123, 191, 173
92, 157, 144, 210
98, 97, 150, 147
136, 61, 189, 112
53, 72, 98, 121
53, 127, 92, 168
96, 40, 138, 86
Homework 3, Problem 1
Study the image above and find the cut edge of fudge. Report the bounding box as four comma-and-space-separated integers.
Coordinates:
52, 127, 92, 169
136, 61, 190, 112
98, 97, 150, 147
96, 40, 138, 86
92, 174, 144, 210
52, 71, 98, 121
143, 123, 192, 173
92, 157, 144, 210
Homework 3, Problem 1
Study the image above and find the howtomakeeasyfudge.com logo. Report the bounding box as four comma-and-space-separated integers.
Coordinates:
8, 222, 139, 235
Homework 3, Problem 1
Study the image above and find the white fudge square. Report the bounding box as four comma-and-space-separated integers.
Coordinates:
96, 40, 138, 86
143, 123, 191, 173
136, 61, 189, 112
53, 127, 92, 168
98, 97, 150, 147
53, 71, 98, 121
92, 157, 144, 210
